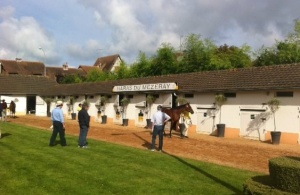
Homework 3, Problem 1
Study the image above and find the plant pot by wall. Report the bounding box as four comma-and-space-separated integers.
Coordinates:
101, 115, 107, 124
217, 124, 225, 137
122, 119, 129, 126
146, 119, 152, 129
71, 113, 76, 120
271, 131, 281, 145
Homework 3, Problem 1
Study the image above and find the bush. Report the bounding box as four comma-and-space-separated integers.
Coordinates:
243, 175, 298, 195
269, 156, 300, 193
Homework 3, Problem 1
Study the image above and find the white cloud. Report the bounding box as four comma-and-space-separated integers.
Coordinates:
66, 39, 102, 64
0, 6, 59, 65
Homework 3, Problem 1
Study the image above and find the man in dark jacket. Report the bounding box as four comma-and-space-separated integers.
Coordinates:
78, 103, 90, 148
1, 99, 7, 122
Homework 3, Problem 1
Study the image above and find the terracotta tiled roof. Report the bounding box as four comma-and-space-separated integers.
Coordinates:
0, 75, 58, 95
78, 65, 100, 74
93, 54, 120, 71
46, 66, 86, 81
40, 64, 300, 96
0, 59, 45, 75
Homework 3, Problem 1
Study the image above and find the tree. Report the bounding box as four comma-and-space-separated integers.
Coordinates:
267, 98, 280, 132
114, 60, 131, 80
130, 51, 152, 78
148, 43, 178, 76
178, 34, 216, 73
254, 19, 300, 66
214, 94, 227, 124
61, 74, 85, 84
209, 44, 252, 70
86, 69, 109, 82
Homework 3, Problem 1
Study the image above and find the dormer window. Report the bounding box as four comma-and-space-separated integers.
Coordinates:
63, 62, 68, 70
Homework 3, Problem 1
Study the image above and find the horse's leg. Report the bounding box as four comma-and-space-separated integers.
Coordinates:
169, 121, 173, 138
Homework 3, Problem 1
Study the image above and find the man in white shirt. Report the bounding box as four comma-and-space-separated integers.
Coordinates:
151, 105, 171, 152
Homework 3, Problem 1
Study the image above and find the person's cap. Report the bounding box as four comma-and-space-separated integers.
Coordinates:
56, 100, 63, 106
157, 105, 162, 110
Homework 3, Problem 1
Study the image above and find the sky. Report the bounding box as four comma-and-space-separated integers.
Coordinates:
0, 0, 299, 67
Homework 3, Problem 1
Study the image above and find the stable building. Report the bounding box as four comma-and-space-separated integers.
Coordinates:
36, 64, 300, 145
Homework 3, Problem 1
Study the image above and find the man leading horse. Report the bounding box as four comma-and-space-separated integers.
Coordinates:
162, 103, 194, 138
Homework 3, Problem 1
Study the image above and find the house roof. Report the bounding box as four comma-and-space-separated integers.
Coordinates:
93, 54, 121, 72
39, 63, 300, 96
0, 75, 58, 95
0, 59, 45, 75
78, 65, 100, 74
46, 66, 86, 81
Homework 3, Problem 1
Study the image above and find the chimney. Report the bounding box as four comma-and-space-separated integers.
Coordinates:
63, 62, 68, 70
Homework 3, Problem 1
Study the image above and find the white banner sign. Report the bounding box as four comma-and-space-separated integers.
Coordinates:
112, 82, 178, 92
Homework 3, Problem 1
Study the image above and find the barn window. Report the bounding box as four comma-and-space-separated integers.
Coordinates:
224, 93, 236, 98
184, 94, 194, 98
276, 91, 293, 97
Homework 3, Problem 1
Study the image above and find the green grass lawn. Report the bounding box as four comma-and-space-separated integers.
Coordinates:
0, 122, 259, 195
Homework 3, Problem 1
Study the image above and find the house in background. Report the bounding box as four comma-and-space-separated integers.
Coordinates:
0, 59, 45, 76
0, 54, 122, 83
46, 62, 86, 83
78, 65, 100, 74
93, 54, 121, 72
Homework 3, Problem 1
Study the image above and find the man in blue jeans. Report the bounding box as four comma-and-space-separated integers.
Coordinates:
151, 105, 171, 152
78, 103, 90, 148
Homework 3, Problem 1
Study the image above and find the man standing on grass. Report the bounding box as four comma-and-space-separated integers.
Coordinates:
1, 99, 7, 122
151, 105, 170, 152
78, 103, 90, 148
49, 100, 67, 147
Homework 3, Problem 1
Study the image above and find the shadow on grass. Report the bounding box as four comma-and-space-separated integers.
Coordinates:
251, 175, 272, 186
0, 133, 12, 138
166, 151, 243, 194
132, 132, 242, 194
132, 133, 151, 149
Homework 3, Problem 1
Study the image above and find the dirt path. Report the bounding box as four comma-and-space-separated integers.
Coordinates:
8, 115, 300, 173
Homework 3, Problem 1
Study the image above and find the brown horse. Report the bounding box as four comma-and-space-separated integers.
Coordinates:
162, 103, 194, 138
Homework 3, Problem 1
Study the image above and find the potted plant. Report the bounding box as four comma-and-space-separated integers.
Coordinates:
95, 98, 101, 121
120, 97, 130, 126
45, 97, 53, 117
267, 98, 281, 145
215, 94, 227, 137
100, 95, 109, 124
69, 96, 76, 120
146, 94, 157, 129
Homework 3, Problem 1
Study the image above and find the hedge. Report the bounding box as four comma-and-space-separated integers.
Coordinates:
269, 156, 300, 193
243, 175, 298, 195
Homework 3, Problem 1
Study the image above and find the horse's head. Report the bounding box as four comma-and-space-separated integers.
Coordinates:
185, 103, 194, 114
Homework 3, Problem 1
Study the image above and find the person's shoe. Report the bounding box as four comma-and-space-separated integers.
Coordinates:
79, 145, 88, 148
158, 150, 163, 153
150, 149, 155, 151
